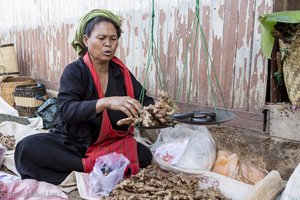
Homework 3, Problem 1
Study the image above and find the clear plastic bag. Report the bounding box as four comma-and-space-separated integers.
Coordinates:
88, 152, 130, 197
153, 138, 189, 165
151, 124, 216, 173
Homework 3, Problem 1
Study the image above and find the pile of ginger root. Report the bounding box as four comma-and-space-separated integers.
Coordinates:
117, 90, 177, 127
102, 164, 227, 200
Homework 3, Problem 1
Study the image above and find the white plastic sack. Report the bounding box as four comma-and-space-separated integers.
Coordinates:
151, 124, 216, 173
245, 170, 285, 200
280, 163, 300, 200
89, 152, 130, 197
198, 171, 254, 200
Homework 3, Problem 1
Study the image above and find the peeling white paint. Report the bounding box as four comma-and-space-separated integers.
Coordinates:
211, 0, 225, 40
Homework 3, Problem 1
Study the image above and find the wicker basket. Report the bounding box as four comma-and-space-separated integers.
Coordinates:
0, 76, 35, 107
0, 43, 19, 76
13, 83, 47, 117
279, 38, 300, 106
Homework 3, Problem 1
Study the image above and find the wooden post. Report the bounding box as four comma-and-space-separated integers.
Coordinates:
269, 40, 280, 103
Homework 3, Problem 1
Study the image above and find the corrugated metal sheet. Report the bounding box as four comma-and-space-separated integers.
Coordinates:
0, 0, 273, 113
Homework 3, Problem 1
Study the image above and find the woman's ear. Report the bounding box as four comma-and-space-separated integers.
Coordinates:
83, 35, 88, 47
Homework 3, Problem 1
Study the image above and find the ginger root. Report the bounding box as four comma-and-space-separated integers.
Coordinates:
116, 116, 135, 126
117, 90, 177, 127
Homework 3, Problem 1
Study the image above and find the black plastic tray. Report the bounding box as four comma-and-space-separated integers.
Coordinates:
171, 109, 235, 125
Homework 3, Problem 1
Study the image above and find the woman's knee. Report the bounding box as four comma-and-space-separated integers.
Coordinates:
15, 136, 32, 157
14, 135, 41, 167
14, 136, 35, 177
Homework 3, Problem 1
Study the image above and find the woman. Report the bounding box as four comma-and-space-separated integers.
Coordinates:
14, 9, 154, 185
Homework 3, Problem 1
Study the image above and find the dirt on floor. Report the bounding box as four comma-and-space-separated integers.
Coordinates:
1, 125, 300, 199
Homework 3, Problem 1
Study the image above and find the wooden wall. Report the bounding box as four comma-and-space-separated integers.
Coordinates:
0, 0, 274, 131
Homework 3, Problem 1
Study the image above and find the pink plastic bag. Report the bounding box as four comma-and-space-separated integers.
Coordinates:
0, 179, 68, 200
88, 152, 130, 197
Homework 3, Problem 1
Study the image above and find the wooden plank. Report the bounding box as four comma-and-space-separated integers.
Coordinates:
220, 0, 239, 109
274, 0, 286, 11
232, 0, 256, 111
265, 104, 300, 141
173, 0, 191, 103
129, 0, 146, 91
164, 0, 178, 99
154, 0, 170, 94
186, 0, 198, 105
248, 0, 273, 112
274, 1, 300, 14
287, 0, 299, 10
195, 0, 210, 106
206, 1, 224, 108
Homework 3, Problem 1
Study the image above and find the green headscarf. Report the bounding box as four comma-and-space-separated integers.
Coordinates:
71, 9, 122, 56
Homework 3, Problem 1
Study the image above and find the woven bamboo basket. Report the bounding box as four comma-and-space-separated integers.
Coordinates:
13, 84, 47, 117
0, 44, 19, 76
279, 38, 300, 106
0, 76, 35, 107
0, 43, 19, 97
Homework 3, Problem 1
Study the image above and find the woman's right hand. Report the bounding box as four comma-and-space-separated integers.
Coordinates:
96, 96, 141, 118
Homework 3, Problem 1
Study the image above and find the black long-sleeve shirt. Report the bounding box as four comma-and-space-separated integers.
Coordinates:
51, 57, 154, 154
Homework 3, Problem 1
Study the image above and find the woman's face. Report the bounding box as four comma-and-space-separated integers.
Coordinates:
84, 21, 119, 63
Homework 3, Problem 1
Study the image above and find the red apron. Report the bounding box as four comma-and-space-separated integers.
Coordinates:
82, 53, 139, 175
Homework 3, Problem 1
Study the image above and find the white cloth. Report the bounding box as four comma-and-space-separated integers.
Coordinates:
0, 96, 44, 130
59, 171, 98, 200
28, 117, 44, 129
0, 97, 19, 116
3, 151, 19, 176
0, 121, 48, 174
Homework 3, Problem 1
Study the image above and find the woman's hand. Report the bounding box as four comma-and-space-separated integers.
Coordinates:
96, 96, 141, 118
